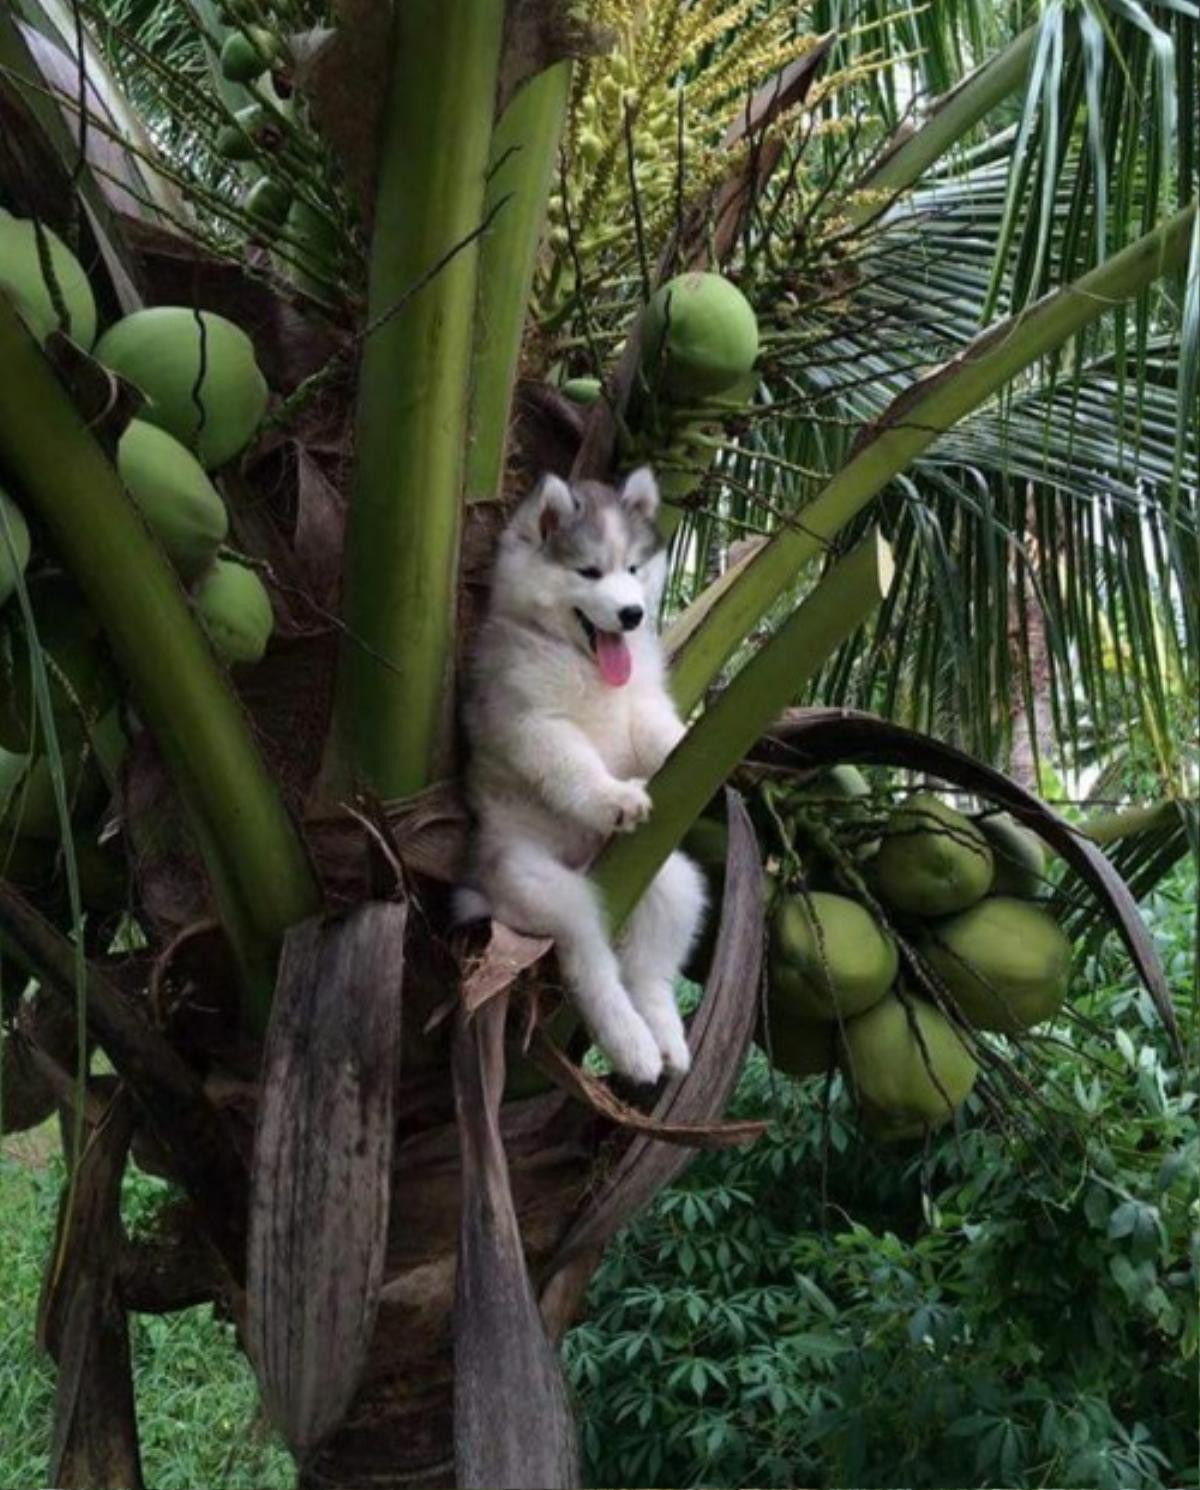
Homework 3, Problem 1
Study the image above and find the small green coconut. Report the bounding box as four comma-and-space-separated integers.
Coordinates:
219, 27, 280, 83
96, 308, 269, 469
283, 200, 339, 294
244, 175, 293, 228
680, 815, 729, 984
770, 890, 898, 1023
681, 815, 728, 877
920, 896, 1071, 1034
977, 812, 1047, 898
560, 376, 602, 406
0, 214, 97, 349
194, 558, 274, 664
0, 576, 116, 753
786, 763, 871, 806
873, 792, 993, 917
117, 420, 229, 578
758, 1003, 836, 1079
0, 743, 106, 841
216, 103, 280, 161
0, 487, 32, 609
641, 271, 759, 400
840, 992, 977, 1132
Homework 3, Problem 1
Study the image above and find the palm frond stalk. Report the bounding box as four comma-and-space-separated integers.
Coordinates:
467, 62, 573, 504
335, 0, 504, 797
596, 531, 894, 928
670, 202, 1198, 713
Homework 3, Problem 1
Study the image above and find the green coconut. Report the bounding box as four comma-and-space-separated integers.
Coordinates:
244, 175, 293, 228
194, 558, 274, 664
758, 1004, 836, 1079
787, 764, 870, 805
216, 103, 280, 161
641, 271, 759, 400
0, 576, 117, 753
873, 792, 994, 917
219, 27, 281, 82
0, 744, 106, 841
681, 814, 729, 877
977, 812, 1046, 898
840, 992, 977, 1131
680, 815, 729, 984
0, 214, 97, 349
920, 896, 1071, 1034
0, 487, 32, 609
769, 891, 898, 1023
117, 420, 229, 578
560, 376, 602, 405
96, 308, 269, 469
283, 199, 339, 294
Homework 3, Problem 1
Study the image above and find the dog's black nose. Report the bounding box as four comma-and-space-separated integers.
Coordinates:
618, 605, 644, 631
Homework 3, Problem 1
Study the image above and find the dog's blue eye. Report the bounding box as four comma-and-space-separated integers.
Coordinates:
628, 564, 639, 574
577, 566, 602, 580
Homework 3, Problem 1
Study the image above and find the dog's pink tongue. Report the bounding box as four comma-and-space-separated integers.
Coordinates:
595, 629, 632, 687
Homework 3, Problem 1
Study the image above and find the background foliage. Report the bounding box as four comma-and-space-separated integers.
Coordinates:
566, 861, 1198, 1490
2, 860, 1193, 1490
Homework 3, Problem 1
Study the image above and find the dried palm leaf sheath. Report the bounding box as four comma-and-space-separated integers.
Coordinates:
248, 903, 406, 1457
453, 995, 580, 1490
42, 1091, 144, 1490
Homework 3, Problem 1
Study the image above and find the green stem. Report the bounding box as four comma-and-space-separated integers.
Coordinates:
0, 299, 320, 1025
466, 62, 571, 503
1078, 801, 1182, 847
336, 0, 504, 797
671, 203, 1198, 713
594, 533, 894, 930
847, 25, 1039, 229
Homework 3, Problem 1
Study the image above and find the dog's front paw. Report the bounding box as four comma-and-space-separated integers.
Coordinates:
606, 778, 652, 833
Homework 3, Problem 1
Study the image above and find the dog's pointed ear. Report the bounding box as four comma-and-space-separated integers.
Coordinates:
515, 474, 578, 542
618, 466, 660, 521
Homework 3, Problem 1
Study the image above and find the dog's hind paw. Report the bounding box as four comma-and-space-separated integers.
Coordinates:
658, 1024, 692, 1078
604, 1016, 663, 1085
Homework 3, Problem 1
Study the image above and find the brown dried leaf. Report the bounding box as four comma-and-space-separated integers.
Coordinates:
40, 1089, 144, 1490
461, 921, 554, 1014
529, 1030, 767, 1149
498, 2, 611, 118
452, 995, 580, 1489
248, 902, 406, 1457
295, 4, 392, 224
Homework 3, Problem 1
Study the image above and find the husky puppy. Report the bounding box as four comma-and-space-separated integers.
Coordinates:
460, 467, 706, 1085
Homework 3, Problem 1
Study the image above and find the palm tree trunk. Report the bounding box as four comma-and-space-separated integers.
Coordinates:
1008, 488, 1054, 790
298, 1093, 594, 1490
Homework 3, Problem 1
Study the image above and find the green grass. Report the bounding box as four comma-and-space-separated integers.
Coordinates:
0, 1139, 292, 1490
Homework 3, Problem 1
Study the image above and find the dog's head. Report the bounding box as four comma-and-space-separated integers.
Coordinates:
491, 468, 666, 686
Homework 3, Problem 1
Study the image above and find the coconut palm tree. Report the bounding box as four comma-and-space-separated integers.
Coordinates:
0, 0, 1194, 1486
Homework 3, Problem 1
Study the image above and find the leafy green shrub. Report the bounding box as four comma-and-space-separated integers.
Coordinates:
566, 862, 1198, 1490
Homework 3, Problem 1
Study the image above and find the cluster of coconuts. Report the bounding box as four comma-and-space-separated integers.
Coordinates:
0, 209, 278, 891
685, 768, 1072, 1143
210, 13, 339, 296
